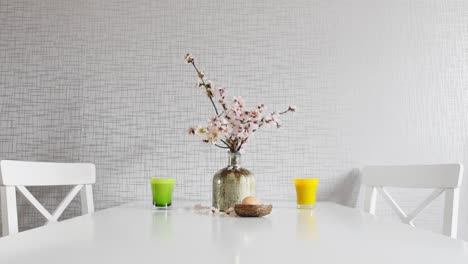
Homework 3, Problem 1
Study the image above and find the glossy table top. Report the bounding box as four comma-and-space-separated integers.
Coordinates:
0, 201, 467, 264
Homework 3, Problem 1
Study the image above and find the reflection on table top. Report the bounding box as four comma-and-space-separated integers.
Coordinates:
0, 201, 467, 264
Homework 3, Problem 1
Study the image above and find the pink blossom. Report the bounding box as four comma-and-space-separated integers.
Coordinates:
271, 113, 281, 126
206, 80, 214, 89
196, 78, 203, 88
184, 53, 194, 63
185, 54, 294, 152
188, 127, 196, 135
257, 104, 265, 113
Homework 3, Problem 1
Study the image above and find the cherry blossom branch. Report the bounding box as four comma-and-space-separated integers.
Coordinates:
185, 53, 296, 153
225, 139, 236, 153
279, 105, 297, 115
210, 97, 220, 115
186, 56, 220, 116
219, 139, 231, 149
220, 139, 230, 147
236, 141, 244, 152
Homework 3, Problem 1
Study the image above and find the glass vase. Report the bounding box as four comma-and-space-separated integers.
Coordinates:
212, 151, 255, 211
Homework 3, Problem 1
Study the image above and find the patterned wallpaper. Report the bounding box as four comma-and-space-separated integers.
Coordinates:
1, 0, 467, 240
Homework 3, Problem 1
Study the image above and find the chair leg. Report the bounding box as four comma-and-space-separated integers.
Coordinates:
0, 186, 19, 236
363, 186, 377, 215
80, 184, 94, 214
443, 188, 459, 239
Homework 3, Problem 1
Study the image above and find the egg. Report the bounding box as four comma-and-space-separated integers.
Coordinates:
242, 196, 261, 205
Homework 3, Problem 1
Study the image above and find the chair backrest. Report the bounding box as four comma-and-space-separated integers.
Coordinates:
0, 160, 96, 236
361, 164, 463, 239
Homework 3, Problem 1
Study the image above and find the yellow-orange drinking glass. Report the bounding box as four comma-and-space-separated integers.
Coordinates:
294, 178, 319, 209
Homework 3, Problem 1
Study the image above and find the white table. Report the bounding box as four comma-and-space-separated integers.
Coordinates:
0, 201, 467, 264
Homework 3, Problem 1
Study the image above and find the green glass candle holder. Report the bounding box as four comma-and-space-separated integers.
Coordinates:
150, 178, 175, 208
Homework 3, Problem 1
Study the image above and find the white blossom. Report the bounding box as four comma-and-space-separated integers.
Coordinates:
185, 54, 294, 152
184, 53, 194, 63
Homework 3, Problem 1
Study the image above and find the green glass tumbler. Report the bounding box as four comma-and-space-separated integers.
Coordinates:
150, 178, 175, 208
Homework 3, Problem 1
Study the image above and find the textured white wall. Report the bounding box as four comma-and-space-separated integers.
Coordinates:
0, 0, 467, 240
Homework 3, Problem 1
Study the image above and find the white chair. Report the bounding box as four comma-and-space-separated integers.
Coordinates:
361, 164, 463, 239
0, 160, 96, 236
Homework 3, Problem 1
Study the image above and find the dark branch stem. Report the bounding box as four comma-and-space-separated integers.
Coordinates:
208, 97, 219, 116
220, 139, 230, 147
236, 142, 244, 152
190, 61, 219, 116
